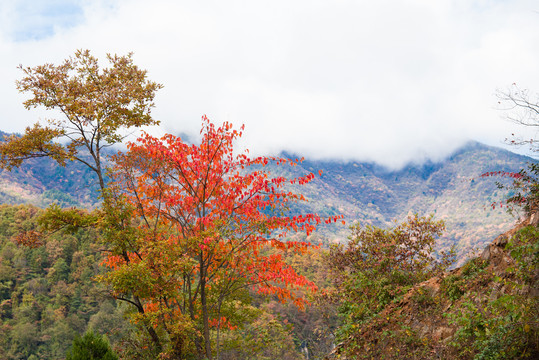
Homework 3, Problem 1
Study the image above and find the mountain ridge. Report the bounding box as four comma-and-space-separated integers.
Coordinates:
0, 133, 534, 262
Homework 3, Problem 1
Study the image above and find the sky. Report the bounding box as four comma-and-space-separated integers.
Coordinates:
1, 0, 538, 168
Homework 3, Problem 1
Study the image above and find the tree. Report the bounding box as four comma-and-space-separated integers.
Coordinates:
483, 85, 539, 217
0, 49, 162, 190
327, 215, 453, 353
481, 164, 539, 217
65, 330, 118, 360
496, 84, 539, 155
99, 116, 340, 359
0, 49, 163, 355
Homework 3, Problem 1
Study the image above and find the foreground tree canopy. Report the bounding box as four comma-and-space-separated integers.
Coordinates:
0, 49, 162, 189
66, 330, 118, 360
101, 116, 339, 358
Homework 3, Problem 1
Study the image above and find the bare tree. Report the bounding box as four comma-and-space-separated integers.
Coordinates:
496, 84, 539, 155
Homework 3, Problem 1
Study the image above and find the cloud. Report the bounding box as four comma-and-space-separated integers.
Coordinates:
1, 0, 538, 168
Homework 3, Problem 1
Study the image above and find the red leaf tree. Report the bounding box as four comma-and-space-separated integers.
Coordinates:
100, 116, 340, 359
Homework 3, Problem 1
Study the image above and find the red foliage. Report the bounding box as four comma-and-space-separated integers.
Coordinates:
480, 164, 539, 216
102, 115, 342, 357
480, 171, 523, 179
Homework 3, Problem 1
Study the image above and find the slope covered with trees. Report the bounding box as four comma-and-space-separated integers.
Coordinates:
0, 204, 128, 359
326, 211, 538, 360
0, 202, 329, 359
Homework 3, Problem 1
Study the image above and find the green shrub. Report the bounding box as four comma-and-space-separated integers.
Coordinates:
411, 287, 435, 308
441, 274, 465, 301
447, 225, 539, 359
461, 258, 488, 279
65, 330, 118, 360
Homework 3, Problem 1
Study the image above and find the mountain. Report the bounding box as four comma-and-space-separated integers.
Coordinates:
0, 136, 534, 262
279, 141, 533, 262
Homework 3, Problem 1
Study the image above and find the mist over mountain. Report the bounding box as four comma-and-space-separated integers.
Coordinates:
275, 141, 531, 262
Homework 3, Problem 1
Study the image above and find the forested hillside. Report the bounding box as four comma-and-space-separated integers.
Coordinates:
326, 212, 539, 360
0, 204, 331, 359
0, 50, 536, 360
0, 204, 127, 359
1, 206, 537, 359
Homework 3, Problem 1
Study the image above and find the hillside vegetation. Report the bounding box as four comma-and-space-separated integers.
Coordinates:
0, 206, 536, 359
0, 204, 128, 359
326, 214, 538, 359
324, 160, 538, 359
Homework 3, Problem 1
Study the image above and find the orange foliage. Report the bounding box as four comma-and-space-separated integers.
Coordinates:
13, 230, 44, 248
101, 115, 341, 358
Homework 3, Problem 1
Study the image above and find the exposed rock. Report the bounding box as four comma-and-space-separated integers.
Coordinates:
432, 326, 455, 342
530, 211, 539, 226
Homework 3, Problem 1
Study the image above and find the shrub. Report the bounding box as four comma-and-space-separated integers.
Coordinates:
65, 330, 118, 360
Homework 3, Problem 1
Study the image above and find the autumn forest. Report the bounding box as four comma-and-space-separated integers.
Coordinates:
0, 51, 537, 360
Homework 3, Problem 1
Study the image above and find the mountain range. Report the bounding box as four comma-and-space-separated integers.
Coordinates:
0, 133, 534, 263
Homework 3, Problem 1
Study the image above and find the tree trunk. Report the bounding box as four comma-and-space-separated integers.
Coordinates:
200, 253, 212, 359
133, 295, 162, 351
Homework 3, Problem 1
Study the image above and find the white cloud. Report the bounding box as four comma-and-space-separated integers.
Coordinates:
1, 0, 538, 168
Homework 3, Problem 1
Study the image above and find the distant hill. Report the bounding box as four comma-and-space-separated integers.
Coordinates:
0, 133, 534, 262
0, 129, 100, 209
